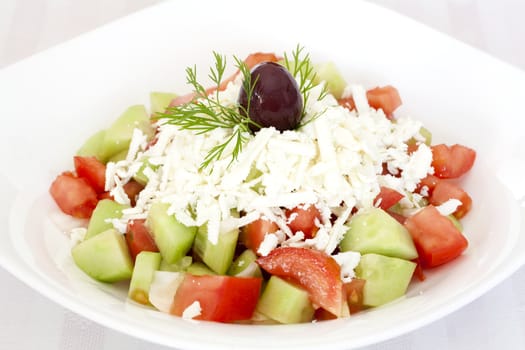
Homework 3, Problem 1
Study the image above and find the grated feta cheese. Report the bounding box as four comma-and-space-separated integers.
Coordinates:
435, 199, 463, 216
182, 301, 201, 320
102, 78, 434, 277
332, 251, 361, 283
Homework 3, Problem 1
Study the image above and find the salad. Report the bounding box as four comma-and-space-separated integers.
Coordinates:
49, 46, 476, 324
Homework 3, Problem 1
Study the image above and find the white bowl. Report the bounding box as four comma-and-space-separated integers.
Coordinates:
1, 1, 524, 349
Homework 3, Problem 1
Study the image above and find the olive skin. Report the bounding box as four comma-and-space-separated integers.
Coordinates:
238, 62, 303, 132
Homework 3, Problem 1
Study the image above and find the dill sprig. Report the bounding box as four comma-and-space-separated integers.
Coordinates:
283, 45, 329, 127
156, 46, 329, 170
155, 52, 259, 170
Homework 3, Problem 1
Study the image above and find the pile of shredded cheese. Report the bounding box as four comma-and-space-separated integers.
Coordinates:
105, 76, 434, 282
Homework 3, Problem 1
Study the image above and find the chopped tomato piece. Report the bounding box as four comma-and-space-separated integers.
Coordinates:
374, 186, 404, 210
49, 172, 98, 218
314, 307, 338, 321
387, 211, 407, 225
74, 156, 106, 193
338, 85, 401, 119
123, 180, 145, 206
257, 247, 343, 316
417, 174, 441, 196
125, 219, 158, 261
404, 205, 468, 268
411, 258, 426, 282
366, 85, 402, 118
343, 278, 366, 314
285, 204, 322, 239
170, 275, 262, 323
337, 96, 355, 111
431, 144, 476, 179
430, 181, 472, 219
97, 180, 144, 206
241, 218, 279, 254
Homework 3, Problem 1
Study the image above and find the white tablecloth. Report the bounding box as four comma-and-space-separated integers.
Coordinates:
1, 1, 524, 349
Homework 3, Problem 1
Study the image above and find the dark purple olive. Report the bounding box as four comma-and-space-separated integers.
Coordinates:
238, 62, 303, 132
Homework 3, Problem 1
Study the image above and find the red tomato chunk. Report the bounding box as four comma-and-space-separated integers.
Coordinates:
431, 144, 476, 179
374, 186, 404, 210
49, 172, 98, 218
74, 156, 106, 193
429, 181, 472, 219
285, 204, 322, 239
170, 275, 262, 323
241, 217, 279, 254
257, 247, 343, 317
404, 205, 468, 268
125, 219, 159, 261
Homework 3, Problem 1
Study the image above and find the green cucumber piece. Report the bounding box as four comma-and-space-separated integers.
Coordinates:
85, 199, 128, 240
108, 149, 129, 163
133, 158, 159, 185
159, 256, 192, 272
76, 129, 106, 160
99, 105, 153, 162
448, 215, 463, 231
193, 224, 239, 275
256, 276, 314, 324
71, 228, 133, 283
340, 207, 418, 260
355, 253, 416, 307
147, 202, 197, 264
186, 262, 217, 276
313, 62, 346, 99
228, 249, 262, 277
150, 92, 177, 115
128, 251, 161, 305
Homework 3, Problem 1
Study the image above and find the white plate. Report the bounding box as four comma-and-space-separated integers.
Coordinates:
1, 1, 524, 349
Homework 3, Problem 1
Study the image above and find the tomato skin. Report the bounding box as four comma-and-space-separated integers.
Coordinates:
123, 180, 144, 206
417, 174, 441, 196
170, 275, 262, 323
241, 218, 279, 254
374, 186, 404, 210
96, 180, 144, 206
125, 219, 158, 261
431, 144, 476, 179
257, 247, 343, 317
343, 278, 366, 315
429, 181, 472, 219
366, 85, 402, 118
285, 204, 322, 239
338, 86, 402, 119
73, 156, 107, 193
49, 172, 98, 218
404, 205, 468, 268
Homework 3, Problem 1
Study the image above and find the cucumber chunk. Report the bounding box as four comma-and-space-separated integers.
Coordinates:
76, 129, 106, 160
71, 228, 133, 283
256, 276, 314, 324
228, 249, 262, 277
339, 207, 418, 260
313, 62, 346, 99
133, 158, 159, 186
355, 253, 416, 307
147, 202, 197, 265
128, 251, 162, 305
193, 224, 239, 275
150, 92, 177, 115
186, 262, 217, 276
99, 105, 153, 162
85, 199, 128, 240
159, 256, 192, 272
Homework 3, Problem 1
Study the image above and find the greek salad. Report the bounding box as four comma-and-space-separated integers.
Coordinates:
49, 47, 476, 324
